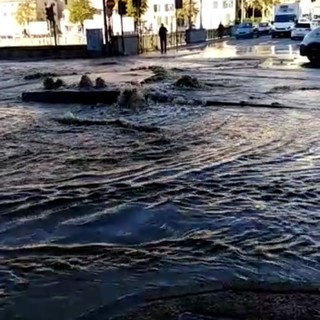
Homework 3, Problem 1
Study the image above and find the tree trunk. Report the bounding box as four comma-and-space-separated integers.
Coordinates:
261, 4, 266, 21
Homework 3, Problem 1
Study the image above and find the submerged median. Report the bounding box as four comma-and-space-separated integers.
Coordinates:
20, 67, 295, 110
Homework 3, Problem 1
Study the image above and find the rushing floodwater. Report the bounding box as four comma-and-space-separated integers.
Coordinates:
0, 44, 319, 319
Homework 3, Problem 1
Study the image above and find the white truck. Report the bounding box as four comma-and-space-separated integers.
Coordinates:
311, 6, 320, 24
271, 3, 301, 38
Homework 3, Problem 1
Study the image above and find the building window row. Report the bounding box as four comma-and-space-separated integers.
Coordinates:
213, 0, 234, 9
223, 0, 233, 8
154, 3, 174, 12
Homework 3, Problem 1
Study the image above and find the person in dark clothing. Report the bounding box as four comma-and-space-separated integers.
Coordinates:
218, 22, 224, 39
159, 24, 168, 54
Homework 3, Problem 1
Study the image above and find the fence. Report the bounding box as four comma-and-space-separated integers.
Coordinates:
0, 26, 232, 50
139, 27, 232, 53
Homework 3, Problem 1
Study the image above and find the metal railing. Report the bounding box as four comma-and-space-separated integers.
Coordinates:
0, 27, 232, 51
139, 27, 231, 53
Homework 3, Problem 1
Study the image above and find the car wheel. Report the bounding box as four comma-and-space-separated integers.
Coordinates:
271, 34, 276, 38
307, 53, 320, 65
291, 37, 295, 40
235, 36, 239, 40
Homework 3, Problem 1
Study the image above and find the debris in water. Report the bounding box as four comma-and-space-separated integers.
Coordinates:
95, 77, 107, 88
43, 77, 65, 90
145, 88, 171, 103
142, 66, 170, 83
79, 75, 94, 88
118, 87, 147, 108
24, 72, 57, 80
175, 75, 201, 88
54, 78, 64, 89
43, 77, 55, 90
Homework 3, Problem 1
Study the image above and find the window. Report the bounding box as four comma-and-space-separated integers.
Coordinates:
165, 16, 169, 25
213, 1, 218, 8
165, 4, 173, 11
223, 0, 233, 8
157, 16, 161, 26
154, 4, 160, 12
295, 23, 310, 28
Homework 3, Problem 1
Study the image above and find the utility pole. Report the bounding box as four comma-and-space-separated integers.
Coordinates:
199, 0, 203, 29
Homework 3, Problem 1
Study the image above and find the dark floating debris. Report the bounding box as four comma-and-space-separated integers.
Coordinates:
24, 72, 57, 80
118, 87, 147, 108
95, 77, 107, 89
145, 88, 171, 103
79, 75, 94, 88
43, 77, 65, 90
175, 75, 201, 88
142, 66, 170, 84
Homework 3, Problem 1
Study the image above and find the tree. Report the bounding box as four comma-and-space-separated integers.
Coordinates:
243, 0, 260, 20
257, 0, 279, 20
125, 0, 148, 23
15, 0, 37, 29
68, 0, 96, 30
177, 0, 199, 27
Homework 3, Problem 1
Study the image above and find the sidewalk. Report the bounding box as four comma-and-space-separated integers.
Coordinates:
139, 36, 228, 59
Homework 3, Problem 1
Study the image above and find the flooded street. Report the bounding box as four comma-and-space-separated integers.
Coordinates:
0, 38, 319, 319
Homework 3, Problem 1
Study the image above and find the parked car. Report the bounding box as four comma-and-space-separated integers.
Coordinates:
291, 21, 312, 40
300, 26, 320, 64
257, 22, 271, 35
235, 23, 259, 39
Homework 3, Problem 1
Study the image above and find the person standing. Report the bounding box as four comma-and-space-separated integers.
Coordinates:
218, 22, 224, 39
159, 24, 168, 54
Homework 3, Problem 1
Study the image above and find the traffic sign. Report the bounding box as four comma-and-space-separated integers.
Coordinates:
106, 0, 115, 9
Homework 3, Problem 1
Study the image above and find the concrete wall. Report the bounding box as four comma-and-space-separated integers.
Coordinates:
0, 44, 88, 59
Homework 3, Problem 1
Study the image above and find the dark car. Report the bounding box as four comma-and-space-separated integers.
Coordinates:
300, 26, 320, 64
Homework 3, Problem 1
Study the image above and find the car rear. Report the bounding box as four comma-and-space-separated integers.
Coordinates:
291, 22, 311, 40
258, 23, 270, 35
235, 23, 255, 39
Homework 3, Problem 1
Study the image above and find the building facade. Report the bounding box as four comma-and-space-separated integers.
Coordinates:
0, 0, 21, 36
0, 0, 236, 39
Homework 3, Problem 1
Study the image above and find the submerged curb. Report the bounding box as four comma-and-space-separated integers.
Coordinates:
21, 90, 120, 104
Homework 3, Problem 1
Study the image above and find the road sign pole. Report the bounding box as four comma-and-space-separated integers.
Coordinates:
104, 0, 115, 55
120, 13, 125, 55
